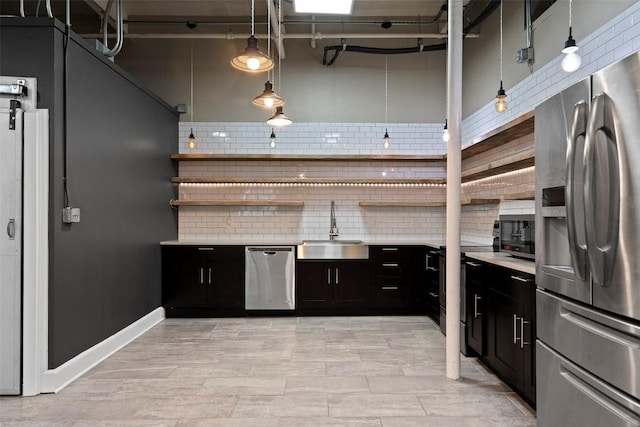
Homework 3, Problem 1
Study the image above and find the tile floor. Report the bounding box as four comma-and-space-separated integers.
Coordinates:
0, 316, 536, 426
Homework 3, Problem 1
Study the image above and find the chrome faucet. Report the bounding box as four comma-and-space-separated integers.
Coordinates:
329, 200, 339, 240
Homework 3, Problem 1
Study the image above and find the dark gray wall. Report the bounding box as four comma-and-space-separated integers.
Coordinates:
0, 18, 178, 368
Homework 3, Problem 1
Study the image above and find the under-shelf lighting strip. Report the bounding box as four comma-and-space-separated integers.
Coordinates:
180, 182, 446, 188
462, 166, 535, 188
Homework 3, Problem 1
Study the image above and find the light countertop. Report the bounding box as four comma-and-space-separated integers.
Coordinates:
465, 252, 535, 275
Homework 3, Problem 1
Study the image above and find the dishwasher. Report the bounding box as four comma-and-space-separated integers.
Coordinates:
245, 246, 295, 310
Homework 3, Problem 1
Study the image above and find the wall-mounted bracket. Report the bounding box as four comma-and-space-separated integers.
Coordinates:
0, 80, 28, 97
9, 100, 21, 130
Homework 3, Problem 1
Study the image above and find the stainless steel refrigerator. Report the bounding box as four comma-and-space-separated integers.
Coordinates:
535, 52, 640, 426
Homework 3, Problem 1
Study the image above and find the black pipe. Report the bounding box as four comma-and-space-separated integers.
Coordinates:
322, 0, 500, 66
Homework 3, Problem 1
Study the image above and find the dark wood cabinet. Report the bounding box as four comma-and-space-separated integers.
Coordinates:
484, 266, 536, 406
465, 259, 486, 356
297, 260, 370, 313
161, 245, 245, 317
425, 247, 440, 322
370, 245, 427, 311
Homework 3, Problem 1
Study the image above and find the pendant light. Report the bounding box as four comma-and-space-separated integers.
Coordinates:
561, 0, 581, 73
494, 1, 508, 114
382, 56, 390, 149
253, 0, 285, 108
269, 128, 277, 148
231, 0, 274, 73
187, 22, 197, 149
267, 106, 292, 127
267, 0, 292, 127
442, 119, 450, 142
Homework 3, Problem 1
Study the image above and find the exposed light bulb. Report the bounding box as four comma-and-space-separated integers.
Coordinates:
495, 97, 508, 113
187, 128, 197, 149
269, 129, 276, 148
442, 120, 450, 142
562, 52, 582, 72
494, 81, 508, 114
264, 97, 274, 107
247, 57, 261, 70
383, 129, 390, 149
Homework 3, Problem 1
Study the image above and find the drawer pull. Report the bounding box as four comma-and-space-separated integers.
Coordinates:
198, 247, 215, 251
428, 292, 439, 298
466, 261, 481, 267
511, 275, 533, 283
427, 267, 439, 272
382, 263, 399, 268
382, 286, 399, 290
382, 248, 399, 251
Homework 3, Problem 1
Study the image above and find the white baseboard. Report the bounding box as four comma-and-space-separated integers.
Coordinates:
40, 307, 165, 394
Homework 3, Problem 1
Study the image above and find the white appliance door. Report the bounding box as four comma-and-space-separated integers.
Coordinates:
0, 105, 22, 395
589, 52, 640, 322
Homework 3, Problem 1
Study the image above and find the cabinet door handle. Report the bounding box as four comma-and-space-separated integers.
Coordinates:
382, 263, 399, 268
510, 275, 532, 283
335, 268, 339, 284
520, 317, 531, 349
6, 219, 15, 239
474, 294, 482, 318
208, 268, 212, 285
466, 261, 481, 268
327, 268, 331, 285
513, 314, 518, 344
382, 248, 398, 252
382, 286, 398, 290
200, 268, 204, 285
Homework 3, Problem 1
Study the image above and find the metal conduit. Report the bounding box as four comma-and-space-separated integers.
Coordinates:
103, 0, 124, 57
45, 0, 53, 18
85, 32, 472, 40
19, 0, 25, 17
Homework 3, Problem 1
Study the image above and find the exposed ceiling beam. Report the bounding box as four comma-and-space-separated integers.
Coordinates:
269, 0, 285, 59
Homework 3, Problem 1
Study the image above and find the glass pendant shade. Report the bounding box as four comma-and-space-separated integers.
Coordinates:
187, 128, 196, 149
231, 35, 274, 73
266, 106, 292, 127
383, 129, 390, 149
494, 82, 508, 113
253, 81, 285, 108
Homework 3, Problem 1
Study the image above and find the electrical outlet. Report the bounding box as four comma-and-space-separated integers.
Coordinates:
62, 207, 81, 224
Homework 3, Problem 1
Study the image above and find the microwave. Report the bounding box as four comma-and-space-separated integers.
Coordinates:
499, 214, 535, 259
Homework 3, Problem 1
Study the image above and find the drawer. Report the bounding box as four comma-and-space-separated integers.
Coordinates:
372, 282, 404, 308
374, 261, 403, 278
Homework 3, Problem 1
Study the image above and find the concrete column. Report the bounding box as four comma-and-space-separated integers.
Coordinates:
446, 0, 463, 381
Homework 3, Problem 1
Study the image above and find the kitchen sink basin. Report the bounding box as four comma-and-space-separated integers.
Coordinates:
297, 240, 369, 259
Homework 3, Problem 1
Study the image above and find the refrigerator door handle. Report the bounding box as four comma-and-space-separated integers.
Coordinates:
566, 100, 589, 281
584, 93, 620, 287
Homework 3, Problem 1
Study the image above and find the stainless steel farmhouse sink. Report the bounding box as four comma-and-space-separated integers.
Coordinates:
297, 240, 369, 259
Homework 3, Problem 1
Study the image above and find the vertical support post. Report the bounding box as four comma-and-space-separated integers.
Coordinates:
446, 0, 463, 381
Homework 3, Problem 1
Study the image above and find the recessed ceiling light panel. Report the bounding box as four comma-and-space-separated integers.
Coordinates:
294, 0, 354, 15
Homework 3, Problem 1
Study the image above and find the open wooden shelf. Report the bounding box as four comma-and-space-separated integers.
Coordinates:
170, 199, 304, 207
502, 190, 535, 200
461, 111, 535, 160
172, 177, 446, 185
359, 201, 446, 207
462, 147, 535, 182
359, 198, 501, 208
172, 153, 446, 163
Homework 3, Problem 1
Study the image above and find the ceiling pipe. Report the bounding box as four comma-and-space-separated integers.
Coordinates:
323, 41, 447, 66
86, 32, 470, 40
19, 0, 25, 17
103, 0, 123, 57
45, 0, 53, 18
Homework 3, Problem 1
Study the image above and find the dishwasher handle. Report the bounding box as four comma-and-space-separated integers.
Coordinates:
247, 247, 293, 252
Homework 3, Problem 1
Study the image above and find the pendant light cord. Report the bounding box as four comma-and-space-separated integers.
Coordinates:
569, 0, 572, 28
385, 56, 388, 125
267, 0, 271, 80
190, 35, 194, 123
278, 0, 282, 95
499, 0, 503, 83
251, 0, 255, 35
